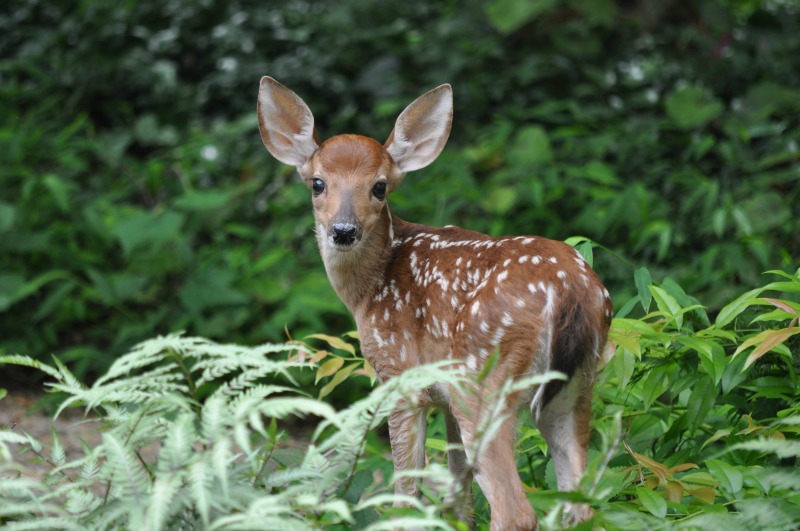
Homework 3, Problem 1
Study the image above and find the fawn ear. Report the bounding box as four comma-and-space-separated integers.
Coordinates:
258, 76, 319, 168
385, 84, 453, 173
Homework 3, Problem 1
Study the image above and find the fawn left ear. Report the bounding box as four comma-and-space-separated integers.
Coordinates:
257, 76, 320, 168
385, 84, 453, 173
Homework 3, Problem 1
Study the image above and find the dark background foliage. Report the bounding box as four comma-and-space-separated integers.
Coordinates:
1, 0, 798, 378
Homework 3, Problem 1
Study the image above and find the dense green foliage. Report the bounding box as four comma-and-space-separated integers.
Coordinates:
1, 265, 799, 528
1, 1, 799, 526
1, 0, 798, 376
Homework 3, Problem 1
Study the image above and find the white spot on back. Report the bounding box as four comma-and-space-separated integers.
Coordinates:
471, 300, 481, 315
497, 270, 509, 283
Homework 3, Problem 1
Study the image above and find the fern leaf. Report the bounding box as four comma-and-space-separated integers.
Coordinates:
145, 474, 182, 530
101, 433, 149, 506
0, 354, 61, 380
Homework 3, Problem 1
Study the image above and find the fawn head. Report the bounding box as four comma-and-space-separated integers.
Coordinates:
257, 77, 453, 252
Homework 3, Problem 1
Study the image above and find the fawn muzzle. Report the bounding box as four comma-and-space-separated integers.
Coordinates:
331, 221, 361, 247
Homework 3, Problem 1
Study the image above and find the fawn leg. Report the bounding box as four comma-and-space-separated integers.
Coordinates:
536, 371, 594, 524
444, 408, 475, 529
449, 387, 537, 531
388, 399, 428, 502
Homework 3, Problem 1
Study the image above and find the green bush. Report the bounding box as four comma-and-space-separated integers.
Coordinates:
1, 263, 798, 529
1, 1, 798, 379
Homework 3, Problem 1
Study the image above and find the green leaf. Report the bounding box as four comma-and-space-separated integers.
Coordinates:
650, 285, 683, 329
485, 0, 559, 34
306, 333, 356, 355
174, 189, 237, 211
318, 362, 358, 399
706, 458, 743, 495
0, 202, 15, 231
613, 347, 636, 389
665, 85, 724, 129
316, 357, 345, 384
635, 267, 653, 312
686, 376, 717, 436
508, 125, 553, 166
636, 487, 667, 519
716, 288, 764, 328
481, 186, 517, 214
112, 209, 185, 257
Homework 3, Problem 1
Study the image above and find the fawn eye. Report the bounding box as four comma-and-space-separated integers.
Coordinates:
312, 178, 325, 196
372, 181, 387, 200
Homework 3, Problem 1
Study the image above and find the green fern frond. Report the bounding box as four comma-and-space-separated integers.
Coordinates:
0, 355, 61, 380
101, 433, 149, 506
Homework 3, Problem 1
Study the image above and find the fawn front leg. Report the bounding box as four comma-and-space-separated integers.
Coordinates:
444, 409, 475, 529
388, 399, 428, 502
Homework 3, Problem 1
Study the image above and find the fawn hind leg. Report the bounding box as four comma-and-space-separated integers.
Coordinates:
535, 368, 594, 524
448, 384, 537, 531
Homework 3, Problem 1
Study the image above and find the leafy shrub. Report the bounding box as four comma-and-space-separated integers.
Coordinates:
2, 264, 798, 529
2, 0, 798, 377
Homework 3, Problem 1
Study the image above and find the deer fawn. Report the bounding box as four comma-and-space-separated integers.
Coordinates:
257, 77, 613, 530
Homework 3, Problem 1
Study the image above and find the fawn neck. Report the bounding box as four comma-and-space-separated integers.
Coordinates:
318, 205, 395, 315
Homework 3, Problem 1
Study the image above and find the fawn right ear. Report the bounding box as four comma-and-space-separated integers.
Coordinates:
257, 77, 319, 168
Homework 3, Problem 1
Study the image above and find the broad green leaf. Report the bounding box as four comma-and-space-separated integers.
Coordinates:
649, 285, 683, 329
315, 357, 345, 384
635, 268, 653, 312
715, 288, 764, 328
174, 189, 236, 211
706, 458, 743, 495
577, 241, 594, 268
686, 376, 717, 436
0, 202, 15, 231
481, 186, 517, 214
425, 437, 448, 452
508, 125, 553, 166
485, 0, 559, 34
613, 348, 636, 389
665, 85, 724, 129
318, 362, 358, 399
636, 487, 667, 519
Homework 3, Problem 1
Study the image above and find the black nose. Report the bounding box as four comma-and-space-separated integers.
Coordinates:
332, 223, 358, 245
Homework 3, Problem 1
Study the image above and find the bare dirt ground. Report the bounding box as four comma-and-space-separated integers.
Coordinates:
0, 383, 108, 481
